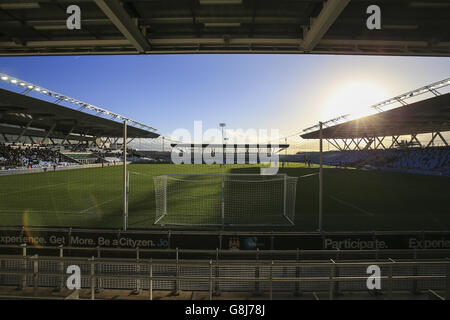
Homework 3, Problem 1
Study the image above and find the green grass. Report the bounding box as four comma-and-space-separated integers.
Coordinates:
0, 163, 449, 231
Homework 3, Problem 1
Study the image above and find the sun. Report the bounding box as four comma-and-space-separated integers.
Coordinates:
320, 81, 389, 121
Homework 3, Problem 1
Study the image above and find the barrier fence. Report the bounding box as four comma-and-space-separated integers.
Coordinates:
1, 243, 450, 261
2, 227, 450, 299
0, 162, 127, 176
0, 250, 450, 300
2, 226, 450, 251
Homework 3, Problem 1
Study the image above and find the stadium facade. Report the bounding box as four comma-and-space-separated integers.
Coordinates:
0, 78, 159, 170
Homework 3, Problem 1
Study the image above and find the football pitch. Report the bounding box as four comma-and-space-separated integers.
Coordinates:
0, 163, 449, 231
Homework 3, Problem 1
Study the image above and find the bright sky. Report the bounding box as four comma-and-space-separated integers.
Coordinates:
0, 54, 449, 142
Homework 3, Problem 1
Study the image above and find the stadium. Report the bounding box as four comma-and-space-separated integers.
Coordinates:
0, 0, 450, 302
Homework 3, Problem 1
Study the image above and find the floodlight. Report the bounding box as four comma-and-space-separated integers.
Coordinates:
0, 3, 41, 9
302, 77, 450, 133
383, 25, 418, 30
409, 2, 450, 8
204, 22, 241, 27
199, 0, 242, 4
0, 72, 158, 133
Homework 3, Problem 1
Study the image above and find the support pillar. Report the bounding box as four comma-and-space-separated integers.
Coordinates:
123, 120, 128, 231
318, 122, 323, 231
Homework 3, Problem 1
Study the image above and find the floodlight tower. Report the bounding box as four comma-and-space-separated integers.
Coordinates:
219, 122, 227, 166
219, 123, 226, 230
219, 123, 226, 145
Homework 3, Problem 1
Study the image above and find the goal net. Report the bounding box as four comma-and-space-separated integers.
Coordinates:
153, 173, 298, 227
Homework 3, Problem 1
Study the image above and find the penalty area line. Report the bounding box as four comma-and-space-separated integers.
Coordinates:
0, 180, 84, 196
298, 172, 319, 179
328, 195, 375, 217
79, 196, 122, 214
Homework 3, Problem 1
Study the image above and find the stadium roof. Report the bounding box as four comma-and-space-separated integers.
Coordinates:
171, 144, 289, 148
300, 93, 450, 139
0, 88, 160, 139
0, 0, 449, 56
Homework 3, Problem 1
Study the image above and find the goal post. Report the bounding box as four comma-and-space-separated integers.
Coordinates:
153, 173, 298, 227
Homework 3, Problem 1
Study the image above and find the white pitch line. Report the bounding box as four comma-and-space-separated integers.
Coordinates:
298, 173, 319, 179
129, 171, 153, 177
0, 209, 88, 215
328, 195, 375, 217
79, 196, 122, 214
0, 180, 83, 196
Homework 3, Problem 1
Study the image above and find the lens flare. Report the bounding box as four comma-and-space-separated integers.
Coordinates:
86, 192, 102, 221
22, 210, 42, 249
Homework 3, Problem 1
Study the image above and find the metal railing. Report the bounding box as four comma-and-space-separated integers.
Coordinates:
0, 252, 449, 300
2, 225, 450, 236
1, 243, 450, 261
